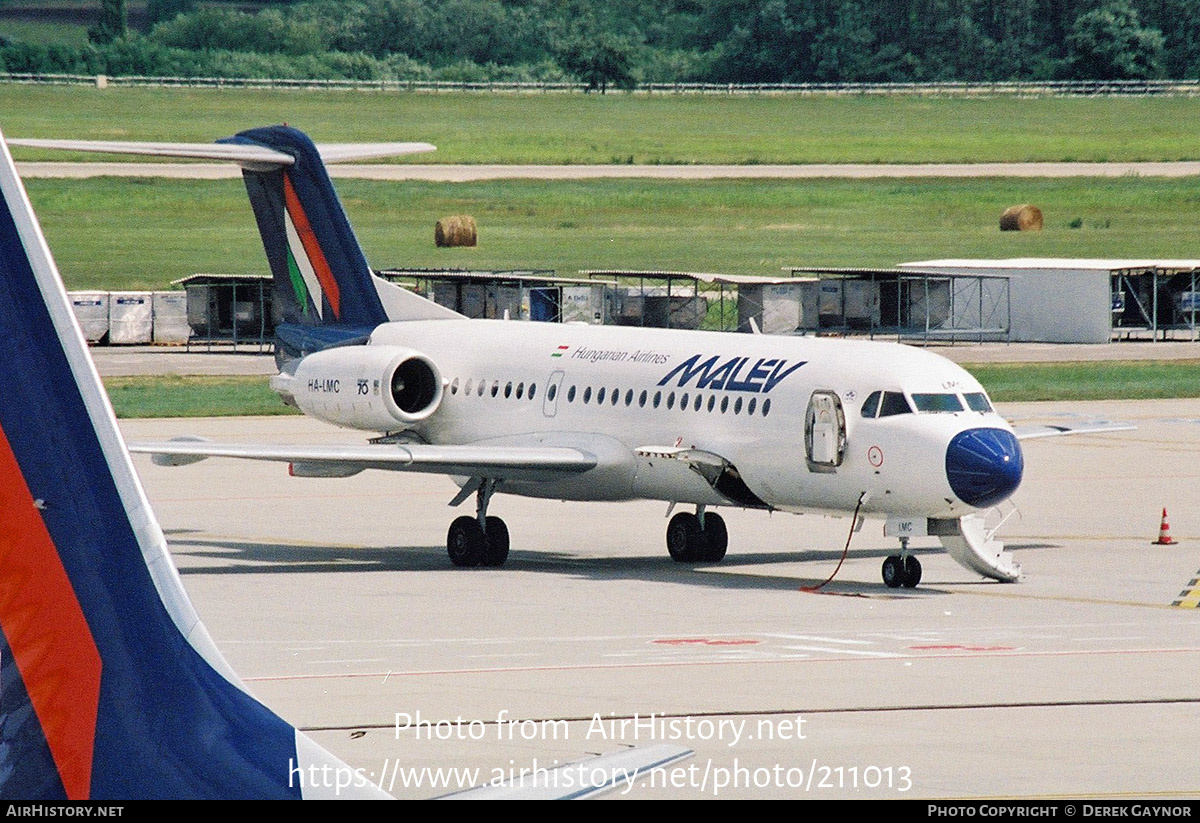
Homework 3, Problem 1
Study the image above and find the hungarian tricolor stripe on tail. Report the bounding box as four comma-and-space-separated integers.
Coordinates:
283, 174, 340, 320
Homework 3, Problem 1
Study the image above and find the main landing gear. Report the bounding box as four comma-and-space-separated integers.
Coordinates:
447, 478, 509, 568
881, 537, 921, 589
666, 506, 728, 563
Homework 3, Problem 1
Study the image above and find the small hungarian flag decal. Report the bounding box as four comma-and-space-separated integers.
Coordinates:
551, 345, 569, 358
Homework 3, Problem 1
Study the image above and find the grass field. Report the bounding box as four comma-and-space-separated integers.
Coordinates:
26, 175, 1200, 290
102, 361, 1200, 418
5, 86, 1200, 164
964, 361, 1200, 401
13, 86, 1200, 404
104, 375, 298, 418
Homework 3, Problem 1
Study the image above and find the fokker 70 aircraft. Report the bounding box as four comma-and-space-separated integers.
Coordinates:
14, 126, 1123, 588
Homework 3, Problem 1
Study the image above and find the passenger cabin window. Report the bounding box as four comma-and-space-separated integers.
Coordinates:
911, 393, 964, 413
964, 392, 992, 412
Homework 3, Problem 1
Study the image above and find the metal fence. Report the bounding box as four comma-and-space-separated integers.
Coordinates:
4, 73, 1200, 96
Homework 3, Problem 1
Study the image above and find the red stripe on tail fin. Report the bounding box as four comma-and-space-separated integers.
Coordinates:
0, 423, 101, 800
283, 174, 341, 320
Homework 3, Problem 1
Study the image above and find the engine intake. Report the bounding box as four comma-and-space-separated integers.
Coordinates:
390, 357, 439, 415
285, 345, 443, 431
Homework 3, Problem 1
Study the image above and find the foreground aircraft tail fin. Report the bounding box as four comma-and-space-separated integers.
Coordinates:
0, 129, 387, 799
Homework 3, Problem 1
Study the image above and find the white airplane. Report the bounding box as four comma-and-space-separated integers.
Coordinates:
14, 126, 1125, 590
0, 129, 690, 800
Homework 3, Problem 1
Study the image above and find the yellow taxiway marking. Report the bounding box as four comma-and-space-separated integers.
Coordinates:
1172, 575, 1200, 609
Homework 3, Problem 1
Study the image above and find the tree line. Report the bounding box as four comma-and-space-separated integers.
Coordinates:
2, 0, 1196, 87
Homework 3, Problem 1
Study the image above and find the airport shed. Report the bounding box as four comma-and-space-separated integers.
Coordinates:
786, 267, 1012, 343
900, 259, 1200, 343
580, 269, 820, 332
172, 274, 273, 351
377, 268, 616, 324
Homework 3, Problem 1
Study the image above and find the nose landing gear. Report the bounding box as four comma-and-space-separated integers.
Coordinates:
882, 537, 921, 589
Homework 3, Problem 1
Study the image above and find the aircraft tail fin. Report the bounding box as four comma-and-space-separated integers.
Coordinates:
220, 126, 462, 357
221, 126, 389, 337
0, 128, 387, 799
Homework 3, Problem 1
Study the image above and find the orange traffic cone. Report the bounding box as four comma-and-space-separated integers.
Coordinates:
1154, 508, 1178, 545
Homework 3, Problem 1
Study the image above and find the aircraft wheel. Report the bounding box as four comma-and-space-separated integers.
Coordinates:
700, 513, 728, 562
447, 516, 485, 567
901, 555, 922, 589
882, 555, 904, 588
482, 516, 510, 567
667, 512, 703, 562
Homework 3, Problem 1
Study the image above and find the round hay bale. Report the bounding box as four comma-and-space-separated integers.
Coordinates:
435, 215, 477, 247
999, 204, 1043, 232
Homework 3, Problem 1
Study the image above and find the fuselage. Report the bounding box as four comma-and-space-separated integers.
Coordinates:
314, 319, 1024, 520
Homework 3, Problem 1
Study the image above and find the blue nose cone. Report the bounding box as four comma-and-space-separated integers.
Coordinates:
945, 427, 1023, 508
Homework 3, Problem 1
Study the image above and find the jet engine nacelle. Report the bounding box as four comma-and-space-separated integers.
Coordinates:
287, 345, 443, 432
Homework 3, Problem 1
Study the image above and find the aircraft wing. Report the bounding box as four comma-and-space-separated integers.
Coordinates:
129, 438, 597, 481
1011, 421, 1135, 441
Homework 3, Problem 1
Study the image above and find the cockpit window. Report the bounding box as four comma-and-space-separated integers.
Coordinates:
878, 391, 913, 417
964, 392, 992, 412
912, 393, 965, 413
861, 391, 881, 418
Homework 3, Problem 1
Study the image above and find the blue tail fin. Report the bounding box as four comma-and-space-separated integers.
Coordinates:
0, 130, 386, 799
219, 126, 389, 355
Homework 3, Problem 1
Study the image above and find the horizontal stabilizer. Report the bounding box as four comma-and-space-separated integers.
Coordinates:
312, 142, 437, 163
8, 138, 436, 170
